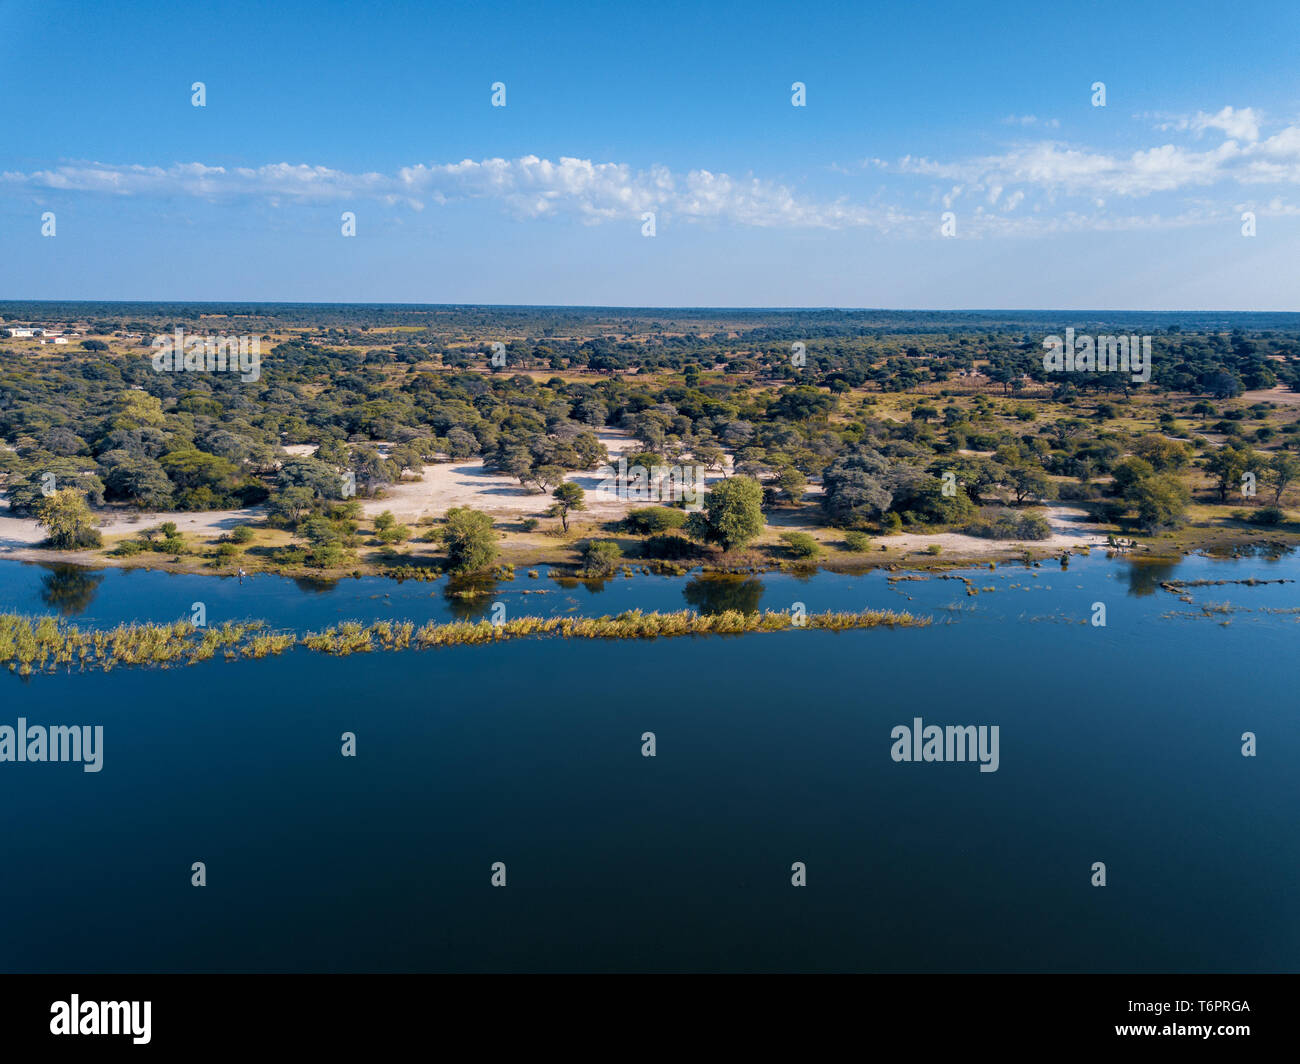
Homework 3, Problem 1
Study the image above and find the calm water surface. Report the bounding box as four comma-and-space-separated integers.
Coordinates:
1, 551, 1296, 972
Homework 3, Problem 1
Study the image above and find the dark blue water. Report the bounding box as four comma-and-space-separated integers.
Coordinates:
1, 552, 1297, 972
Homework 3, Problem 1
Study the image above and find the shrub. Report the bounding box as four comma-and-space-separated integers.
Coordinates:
779, 531, 821, 558
624, 506, 688, 534
228, 525, 254, 544
924, 544, 943, 556
110, 538, 144, 557
308, 543, 346, 568
520, 518, 540, 532
964, 510, 1052, 541
1253, 506, 1285, 526
843, 530, 872, 552
641, 533, 696, 560
580, 539, 623, 577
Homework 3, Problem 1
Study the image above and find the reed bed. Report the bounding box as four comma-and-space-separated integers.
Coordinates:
0, 607, 928, 676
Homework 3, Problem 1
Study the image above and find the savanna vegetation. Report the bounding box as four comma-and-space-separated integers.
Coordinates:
3, 303, 1300, 576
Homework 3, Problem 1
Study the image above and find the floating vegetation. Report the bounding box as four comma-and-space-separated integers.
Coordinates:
0, 608, 929, 677
1161, 602, 1253, 621
1159, 578, 1294, 594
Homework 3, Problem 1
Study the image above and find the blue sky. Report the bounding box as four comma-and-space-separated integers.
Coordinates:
3, 0, 1299, 307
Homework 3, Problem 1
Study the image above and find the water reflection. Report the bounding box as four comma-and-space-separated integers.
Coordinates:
1203, 542, 1295, 562
39, 565, 104, 616
682, 574, 765, 615
443, 575, 502, 621
291, 575, 342, 594
1122, 557, 1183, 596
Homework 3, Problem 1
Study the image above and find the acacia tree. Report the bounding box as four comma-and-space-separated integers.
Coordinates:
548, 481, 585, 532
1267, 452, 1300, 504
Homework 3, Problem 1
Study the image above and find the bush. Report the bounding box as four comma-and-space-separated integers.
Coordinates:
520, 518, 539, 532
228, 524, 255, 544
110, 538, 144, 557
843, 530, 872, 552
925, 544, 943, 556
641, 533, 696, 560
779, 531, 821, 558
307, 543, 345, 568
624, 506, 688, 534
964, 510, 1053, 541
1253, 506, 1285, 526
580, 539, 623, 577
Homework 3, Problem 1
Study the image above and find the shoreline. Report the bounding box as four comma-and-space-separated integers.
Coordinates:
3, 496, 1296, 582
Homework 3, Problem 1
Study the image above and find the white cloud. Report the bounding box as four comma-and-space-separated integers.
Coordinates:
2, 155, 910, 232
1002, 114, 1059, 129
890, 121, 1300, 197
8, 107, 1299, 240
1151, 105, 1262, 143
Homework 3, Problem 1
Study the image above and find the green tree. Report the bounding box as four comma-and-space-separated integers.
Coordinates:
1266, 452, 1300, 504
1131, 474, 1190, 531
547, 481, 586, 532
442, 507, 498, 574
533, 464, 567, 493
686, 475, 765, 552
35, 489, 102, 549
775, 466, 807, 506
1007, 464, 1056, 505
1203, 445, 1259, 502
580, 539, 622, 576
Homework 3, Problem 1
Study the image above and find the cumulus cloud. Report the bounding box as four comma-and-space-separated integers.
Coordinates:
889, 120, 1300, 197
6, 107, 1298, 238
1150, 105, 1262, 143
1, 155, 910, 232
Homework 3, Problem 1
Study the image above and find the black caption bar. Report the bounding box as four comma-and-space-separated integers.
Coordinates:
0, 974, 1292, 1053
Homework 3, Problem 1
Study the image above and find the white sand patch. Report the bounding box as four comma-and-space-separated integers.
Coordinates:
0, 428, 739, 552
874, 504, 1106, 555
0, 496, 265, 554
359, 428, 730, 524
